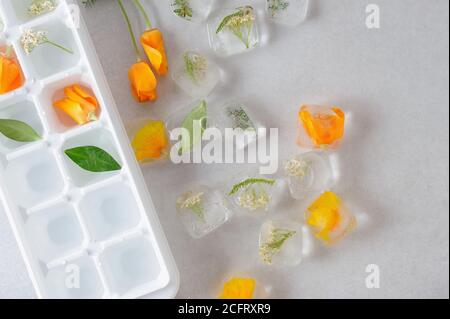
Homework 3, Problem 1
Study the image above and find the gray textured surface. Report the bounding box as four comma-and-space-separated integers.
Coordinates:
0, 0, 449, 299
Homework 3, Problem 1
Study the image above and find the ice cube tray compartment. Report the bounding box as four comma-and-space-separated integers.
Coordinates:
1, 0, 61, 25
4, 146, 67, 208
0, 96, 46, 153
38, 72, 102, 134
0, 0, 178, 299
79, 181, 142, 242
61, 127, 122, 187
44, 255, 105, 299
24, 200, 85, 262
17, 19, 81, 79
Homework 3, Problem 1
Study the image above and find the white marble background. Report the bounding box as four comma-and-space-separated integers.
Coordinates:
0, 0, 448, 298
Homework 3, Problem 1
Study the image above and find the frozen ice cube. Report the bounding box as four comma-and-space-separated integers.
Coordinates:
165, 100, 208, 157
170, 0, 214, 23
283, 152, 334, 200
297, 104, 346, 150
207, 5, 260, 57
127, 118, 170, 165
217, 270, 273, 298
226, 174, 278, 214
176, 185, 231, 238
208, 101, 265, 150
172, 51, 221, 99
266, 0, 309, 26
259, 219, 302, 266
305, 191, 357, 245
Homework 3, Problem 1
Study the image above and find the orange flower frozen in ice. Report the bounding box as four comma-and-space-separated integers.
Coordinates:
0, 49, 23, 95
128, 61, 158, 102
131, 120, 168, 162
141, 29, 168, 76
219, 277, 256, 299
297, 105, 345, 149
305, 191, 356, 245
53, 84, 99, 125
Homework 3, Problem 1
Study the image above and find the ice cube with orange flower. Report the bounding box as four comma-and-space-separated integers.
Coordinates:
305, 191, 356, 245
297, 104, 345, 150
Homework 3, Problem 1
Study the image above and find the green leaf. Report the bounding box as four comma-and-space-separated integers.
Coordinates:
64, 146, 122, 173
179, 100, 207, 155
229, 178, 276, 196
0, 119, 42, 142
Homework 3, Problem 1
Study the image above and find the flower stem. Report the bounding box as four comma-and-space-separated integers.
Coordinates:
133, 0, 152, 30
117, 0, 141, 62
44, 40, 74, 54
5, 45, 13, 58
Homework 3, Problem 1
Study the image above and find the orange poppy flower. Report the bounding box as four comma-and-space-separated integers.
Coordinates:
0, 55, 23, 95
129, 61, 158, 102
219, 277, 256, 299
297, 105, 345, 149
131, 120, 169, 162
53, 84, 99, 125
141, 29, 168, 76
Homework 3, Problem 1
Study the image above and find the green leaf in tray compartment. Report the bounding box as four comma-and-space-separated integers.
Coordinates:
64, 146, 122, 173
0, 119, 42, 142
178, 100, 207, 155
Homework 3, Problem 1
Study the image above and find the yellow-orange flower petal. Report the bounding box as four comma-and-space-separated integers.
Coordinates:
220, 277, 256, 299
128, 61, 158, 103
53, 84, 99, 125
53, 98, 94, 125
64, 84, 98, 114
0, 56, 23, 95
131, 120, 169, 162
140, 29, 168, 76
298, 105, 345, 149
306, 191, 356, 245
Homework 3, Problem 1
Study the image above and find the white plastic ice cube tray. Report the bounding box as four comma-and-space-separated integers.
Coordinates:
0, 0, 178, 299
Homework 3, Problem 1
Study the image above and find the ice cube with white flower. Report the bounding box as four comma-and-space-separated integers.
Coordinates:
259, 219, 303, 266
170, 0, 214, 23
226, 175, 278, 214
283, 152, 334, 200
207, 5, 260, 57
172, 51, 221, 99
266, 0, 309, 26
176, 185, 231, 238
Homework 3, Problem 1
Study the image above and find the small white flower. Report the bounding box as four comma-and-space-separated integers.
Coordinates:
284, 157, 311, 178
28, 0, 57, 17
177, 191, 204, 210
237, 187, 270, 211
21, 29, 48, 54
